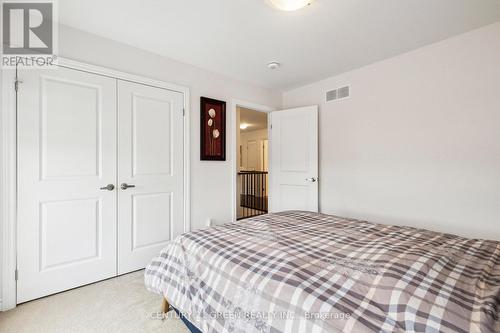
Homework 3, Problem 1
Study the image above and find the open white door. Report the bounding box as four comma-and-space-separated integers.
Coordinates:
270, 106, 318, 212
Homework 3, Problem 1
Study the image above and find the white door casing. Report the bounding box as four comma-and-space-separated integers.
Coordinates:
17, 67, 117, 302
117, 80, 184, 274
262, 140, 269, 172
230, 100, 274, 222
270, 106, 319, 212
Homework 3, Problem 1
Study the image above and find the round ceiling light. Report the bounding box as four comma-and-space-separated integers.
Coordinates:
267, 61, 281, 70
267, 0, 314, 11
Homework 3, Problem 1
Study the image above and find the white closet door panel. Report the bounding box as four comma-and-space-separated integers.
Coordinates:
17, 67, 117, 303
117, 80, 184, 274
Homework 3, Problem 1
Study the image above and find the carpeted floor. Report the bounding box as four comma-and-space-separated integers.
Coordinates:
0, 270, 189, 333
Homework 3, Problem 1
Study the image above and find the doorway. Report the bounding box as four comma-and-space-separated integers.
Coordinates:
236, 107, 269, 220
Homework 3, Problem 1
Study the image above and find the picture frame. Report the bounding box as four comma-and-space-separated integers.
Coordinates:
200, 97, 226, 161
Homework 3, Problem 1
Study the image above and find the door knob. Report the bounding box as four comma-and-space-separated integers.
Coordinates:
305, 177, 317, 183
121, 183, 136, 190
100, 184, 115, 191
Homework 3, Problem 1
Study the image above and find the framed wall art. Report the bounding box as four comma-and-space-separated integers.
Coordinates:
200, 97, 226, 161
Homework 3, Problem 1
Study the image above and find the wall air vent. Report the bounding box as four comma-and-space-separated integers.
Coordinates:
326, 85, 350, 102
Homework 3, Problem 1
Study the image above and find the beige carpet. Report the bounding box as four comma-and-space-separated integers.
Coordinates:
0, 270, 189, 333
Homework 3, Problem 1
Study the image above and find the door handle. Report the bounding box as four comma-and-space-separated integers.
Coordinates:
121, 183, 136, 190
100, 184, 115, 191
305, 177, 317, 183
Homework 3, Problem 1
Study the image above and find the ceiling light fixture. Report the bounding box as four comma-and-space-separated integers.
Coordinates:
267, 0, 314, 11
267, 61, 281, 70
240, 123, 250, 130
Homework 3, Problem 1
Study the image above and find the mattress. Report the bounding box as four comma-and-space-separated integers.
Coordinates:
145, 211, 500, 333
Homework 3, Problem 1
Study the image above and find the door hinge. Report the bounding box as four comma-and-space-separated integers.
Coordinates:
15, 269, 19, 281
183, 108, 185, 116
14, 79, 22, 92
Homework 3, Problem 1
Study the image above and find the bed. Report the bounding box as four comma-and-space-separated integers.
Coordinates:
145, 211, 500, 333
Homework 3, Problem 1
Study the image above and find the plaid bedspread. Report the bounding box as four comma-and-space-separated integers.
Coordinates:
145, 211, 500, 333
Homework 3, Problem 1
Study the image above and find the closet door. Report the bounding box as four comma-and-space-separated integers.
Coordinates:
117, 80, 184, 274
17, 67, 117, 303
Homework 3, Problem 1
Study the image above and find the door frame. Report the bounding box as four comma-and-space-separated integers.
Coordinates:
0, 58, 191, 310
230, 100, 275, 222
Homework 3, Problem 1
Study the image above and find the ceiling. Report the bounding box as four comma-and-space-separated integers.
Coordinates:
239, 107, 268, 132
59, 0, 500, 90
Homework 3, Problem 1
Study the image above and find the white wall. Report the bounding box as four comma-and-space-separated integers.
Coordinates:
283, 22, 500, 240
0, 59, 4, 311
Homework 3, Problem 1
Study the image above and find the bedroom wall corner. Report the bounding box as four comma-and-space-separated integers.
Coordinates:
282, 22, 500, 240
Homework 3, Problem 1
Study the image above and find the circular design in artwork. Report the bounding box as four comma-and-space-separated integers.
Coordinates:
208, 108, 216, 118
207, 119, 213, 126
212, 129, 220, 138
